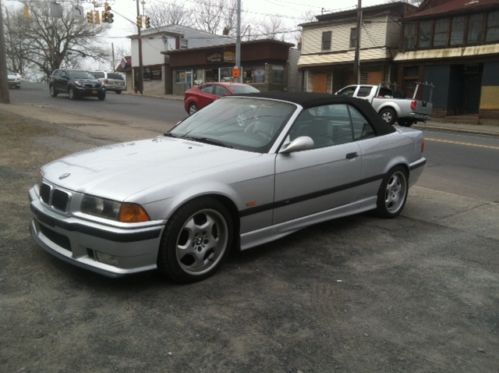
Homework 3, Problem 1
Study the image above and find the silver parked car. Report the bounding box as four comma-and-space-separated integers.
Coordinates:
29, 93, 426, 282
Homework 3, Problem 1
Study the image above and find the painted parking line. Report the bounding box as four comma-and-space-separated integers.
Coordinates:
425, 137, 499, 151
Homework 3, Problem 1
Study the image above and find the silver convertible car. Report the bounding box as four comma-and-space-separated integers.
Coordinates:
29, 93, 426, 282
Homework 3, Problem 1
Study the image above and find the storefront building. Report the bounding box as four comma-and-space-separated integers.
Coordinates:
164, 40, 295, 95
298, 2, 416, 93
395, 0, 499, 119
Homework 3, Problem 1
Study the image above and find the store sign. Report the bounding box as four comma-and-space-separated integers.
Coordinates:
207, 53, 222, 63
224, 51, 235, 62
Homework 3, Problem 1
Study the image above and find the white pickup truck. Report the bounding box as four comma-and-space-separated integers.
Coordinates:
335, 83, 433, 126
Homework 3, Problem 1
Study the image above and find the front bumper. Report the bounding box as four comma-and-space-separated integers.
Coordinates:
29, 186, 164, 277
74, 86, 105, 97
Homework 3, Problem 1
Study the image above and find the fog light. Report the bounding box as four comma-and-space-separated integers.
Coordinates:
91, 250, 120, 266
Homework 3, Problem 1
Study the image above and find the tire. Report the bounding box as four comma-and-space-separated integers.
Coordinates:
68, 87, 76, 100
98, 92, 106, 101
115, 90, 122, 94
49, 85, 57, 97
375, 166, 409, 218
188, 103, 198, 115
158, 198, 234, 283
379, 108, 397, 126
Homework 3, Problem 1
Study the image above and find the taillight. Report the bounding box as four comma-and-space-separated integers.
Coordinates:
410, 100, 417, 111
421, 139, 425, 153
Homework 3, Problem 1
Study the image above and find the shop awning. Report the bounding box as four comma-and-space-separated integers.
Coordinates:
298, 48, 391, 67
394, 44, 499, 61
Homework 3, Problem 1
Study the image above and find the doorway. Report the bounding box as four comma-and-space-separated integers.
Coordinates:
448, 64, 483, 115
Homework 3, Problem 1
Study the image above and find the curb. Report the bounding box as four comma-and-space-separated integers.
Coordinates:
121, 91, 184, 101
413, 124, 499, 137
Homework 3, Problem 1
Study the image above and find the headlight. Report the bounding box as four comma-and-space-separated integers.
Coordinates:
81, 195, 150, 222
74, 80, 82, 87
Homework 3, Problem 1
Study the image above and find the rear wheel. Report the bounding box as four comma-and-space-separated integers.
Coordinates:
188, 103, 198, 115
49, 85, 57, 97
98, 92, 106, 101
158, 198, 233, 283
115, 90, 122, 94
375, 166, 408, 218
379, 108, 397, 126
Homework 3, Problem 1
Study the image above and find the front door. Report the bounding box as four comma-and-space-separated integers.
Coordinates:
273, 104, 363, 224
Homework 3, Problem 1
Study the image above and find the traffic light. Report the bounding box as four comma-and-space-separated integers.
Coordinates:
145, 16, 151, 29
86, 11, 94, 24
136, 15, 142, 28
102, 2, 114, 23
94, 10, 100, 24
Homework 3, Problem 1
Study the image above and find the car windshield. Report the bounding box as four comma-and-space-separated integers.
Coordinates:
169, 97, 296, 153
91, 72, 105, 78
231, 85, 260, 94
107, 73, 124, 80
69, 71, 95, 79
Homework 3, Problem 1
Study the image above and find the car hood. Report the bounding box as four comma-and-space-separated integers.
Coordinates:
42, 137, 260, 202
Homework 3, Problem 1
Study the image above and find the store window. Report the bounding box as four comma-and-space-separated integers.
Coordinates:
144, 66, 161, 80
403, 22, 417, 50
433, 19, 449, 47
271, 65, 284, 84
418, 20, 432, 48
450, 16, 465, 46
467, 13, 484, 44
219, 67, 232, 82
242, 66, 265, 83
175, 70, 186, 84
321, 31, 332, 50
486, 11, 499, 42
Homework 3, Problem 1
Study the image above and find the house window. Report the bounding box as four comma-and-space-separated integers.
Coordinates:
418, 20, 433, 48
350, 28, 357, 49
433, 19, 450, 47
467, 13, 485, 44
403, 22, 417, 50
243, 66, 265, 84
180, 38, 188, 49
321, 31, 332, 50
450, 16, 465, 46
486, 10, 499, 42
143, 66, 162, 80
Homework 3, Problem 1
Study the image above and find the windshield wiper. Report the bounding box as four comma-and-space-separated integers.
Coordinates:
182, 135, 233, 148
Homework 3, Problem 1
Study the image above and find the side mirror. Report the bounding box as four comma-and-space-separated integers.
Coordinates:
280, 136, 314, 154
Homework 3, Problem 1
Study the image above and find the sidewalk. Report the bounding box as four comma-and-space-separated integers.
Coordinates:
122, 90, 184, 101
415, 120, 499, 137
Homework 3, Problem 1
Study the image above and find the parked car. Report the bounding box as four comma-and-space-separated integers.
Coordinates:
335, 83, 433, 126
7, 72, 21, 89
184, 82, 259, 114
91, 71, 126, 94
49, 69, 106, 100
29, 93, 426, 282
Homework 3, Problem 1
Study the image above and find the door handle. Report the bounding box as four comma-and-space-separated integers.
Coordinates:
346, 152, 358, 160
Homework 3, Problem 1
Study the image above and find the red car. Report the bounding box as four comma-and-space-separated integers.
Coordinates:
184, 82, 259, 115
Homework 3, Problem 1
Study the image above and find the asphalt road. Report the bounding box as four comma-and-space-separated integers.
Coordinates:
10, 81, 187, 128
0, 99, 498, 372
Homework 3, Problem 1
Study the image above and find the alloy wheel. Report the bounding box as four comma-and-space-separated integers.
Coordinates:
384, 170, 407, 214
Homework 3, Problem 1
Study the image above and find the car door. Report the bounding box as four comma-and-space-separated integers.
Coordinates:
56, 70, 69, 92
197, 84, 217, 108
273, 104, 363, 225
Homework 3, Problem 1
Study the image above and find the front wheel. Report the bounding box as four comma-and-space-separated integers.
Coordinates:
375, 167, 408, 218
98, 92, 106, 101
68, 87, 76, 100
188, 103, 198, 115
379, 108, 397, 126
158, 198, 233, 283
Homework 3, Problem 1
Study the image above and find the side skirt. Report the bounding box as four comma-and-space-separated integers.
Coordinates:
239, 196, 377, 251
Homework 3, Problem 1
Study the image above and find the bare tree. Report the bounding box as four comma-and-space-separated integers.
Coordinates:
194, 0, 225, 34
258, 16, 284, 40
5, 1, 108, 78
4, 9, 31, 74
148, 1, 192, 28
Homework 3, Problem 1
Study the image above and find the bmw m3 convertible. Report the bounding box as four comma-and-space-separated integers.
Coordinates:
29, 93, 426, 282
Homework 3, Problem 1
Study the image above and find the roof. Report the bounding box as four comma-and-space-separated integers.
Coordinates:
301, 1, 416, 27
163, 39, 294, 55
128, 24, 235, 48
235, 92, 395, 136
405, 0, 499, 19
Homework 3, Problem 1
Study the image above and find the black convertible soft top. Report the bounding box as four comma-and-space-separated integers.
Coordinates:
237, 92, 396, 136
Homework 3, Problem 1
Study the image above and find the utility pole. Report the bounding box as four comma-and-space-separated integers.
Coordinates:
135, 0, 144, 94
0, 0, 10, 103
235, 0, 241, 82
353, 0, 362, 84
111, 42, 115, 71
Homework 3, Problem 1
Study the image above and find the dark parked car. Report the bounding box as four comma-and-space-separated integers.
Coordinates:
49, 69, 106, 100
184, 82, 259, 115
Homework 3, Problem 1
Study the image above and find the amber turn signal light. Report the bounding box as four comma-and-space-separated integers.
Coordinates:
119, 203, 150, 223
